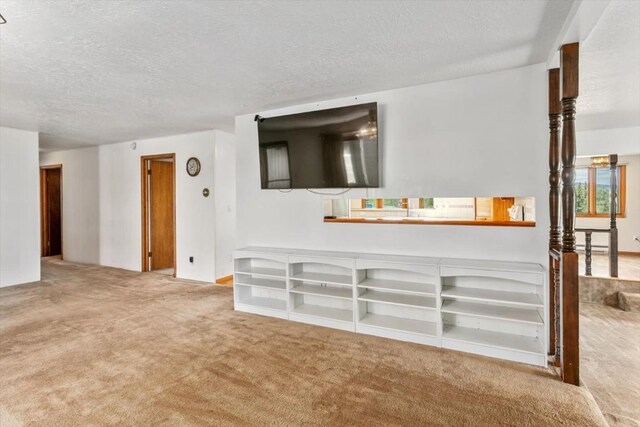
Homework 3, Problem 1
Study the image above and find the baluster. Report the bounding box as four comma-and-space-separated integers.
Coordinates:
552, 259, 562, 366
609, 154, 618, 278
585, 232, 592, 276
548, 68, 561, 357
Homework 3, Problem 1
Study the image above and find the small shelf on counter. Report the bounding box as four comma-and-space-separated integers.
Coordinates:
324, 218, 536, 227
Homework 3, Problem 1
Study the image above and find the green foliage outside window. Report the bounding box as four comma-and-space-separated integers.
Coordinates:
422, 198, 435, 209
383, 199, 402, 208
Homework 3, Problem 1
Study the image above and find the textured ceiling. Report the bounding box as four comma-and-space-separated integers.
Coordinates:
0, 0, 575, 150
578, 0, 640, 131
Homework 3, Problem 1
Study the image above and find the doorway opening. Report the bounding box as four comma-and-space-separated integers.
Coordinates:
141, 154, 176, 276
40, 165, 63, 258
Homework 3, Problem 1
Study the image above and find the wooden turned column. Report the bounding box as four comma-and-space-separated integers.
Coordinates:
560, 42, 580, 386
548, 68, 561, 358
585, 232, 592, 276
609, 154, 619, 278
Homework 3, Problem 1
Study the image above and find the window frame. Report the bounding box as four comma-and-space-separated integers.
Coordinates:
576, 164, 626, 218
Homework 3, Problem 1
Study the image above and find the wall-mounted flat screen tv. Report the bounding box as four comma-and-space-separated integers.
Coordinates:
257, 102, 379, 189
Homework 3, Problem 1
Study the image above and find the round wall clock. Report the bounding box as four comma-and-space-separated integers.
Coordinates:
186, 157, 201, 177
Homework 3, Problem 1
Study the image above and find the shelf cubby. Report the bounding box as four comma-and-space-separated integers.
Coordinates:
289, 271, 352, 286
359, 313, 437, 337
355, 262, 440, 345
440, 286, 542, 307
357, 278, 436, 296
287, 258, 355, 331
359, 290, 436, 309
290, 283, 355, 299
442, 324, 544, 356
289, 293, 354, 330
439, 270, 546, 365
441, 300, 543, 325
233, 255, 288, 318
234, 276, 286, 291
291, 303, 353, 323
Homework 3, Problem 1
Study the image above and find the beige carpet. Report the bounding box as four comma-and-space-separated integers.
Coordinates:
581, 303, 640, 426
0, 259, 606, 426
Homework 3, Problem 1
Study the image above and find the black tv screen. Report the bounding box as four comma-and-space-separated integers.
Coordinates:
257, 102, 379, 189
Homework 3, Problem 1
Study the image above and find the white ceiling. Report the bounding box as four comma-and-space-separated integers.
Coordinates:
578, 0, 640, 132
0, 0, 575, 150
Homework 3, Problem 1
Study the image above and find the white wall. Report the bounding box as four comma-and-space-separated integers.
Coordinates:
236, 64, 549, 265
99, 131, 217, 282
214, 130, 236, 278
0, 127, 40, 287
577, 126, 640, 157
39, 147, 100, 264
575, 154, 640, 253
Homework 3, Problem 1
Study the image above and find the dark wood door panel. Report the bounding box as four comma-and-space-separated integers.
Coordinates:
47, 168, 62, 256
40, 167, 62, 257
150, 160, 175, 270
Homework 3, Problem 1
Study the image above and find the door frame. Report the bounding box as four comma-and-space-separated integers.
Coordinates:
40, 164, 63, 259
140, 153, 177, 276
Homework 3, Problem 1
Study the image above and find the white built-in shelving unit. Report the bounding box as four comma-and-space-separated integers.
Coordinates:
233, 247, 547, 367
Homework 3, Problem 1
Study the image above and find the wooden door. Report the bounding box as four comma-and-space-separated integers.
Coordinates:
40, 167, 62, 257
149, 160, 175, 270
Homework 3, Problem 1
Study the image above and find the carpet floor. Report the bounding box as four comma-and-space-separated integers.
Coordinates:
0, 259, 607, 426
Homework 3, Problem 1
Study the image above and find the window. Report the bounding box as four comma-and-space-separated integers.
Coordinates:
419, 198, 435, 209
360, 198, 407, 209
575, 165, 626, 217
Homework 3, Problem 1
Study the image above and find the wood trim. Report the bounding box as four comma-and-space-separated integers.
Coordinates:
619, 164, 626, 216
587, 167, 596, 214
619, 251, 640, 257
216, 274, 234, 286
561, 251, 580, 385
141, 154, 176, 276
324, 218, 535, 227
561, 43, 579, 99
40, 164, 63, 260
40, 169, 47, 256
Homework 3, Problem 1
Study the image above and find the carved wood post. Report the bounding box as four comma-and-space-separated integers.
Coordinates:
560, 42, 580, 386
585, 232, 592, 276
548, 68, 561, 358
609, 154, 618, 277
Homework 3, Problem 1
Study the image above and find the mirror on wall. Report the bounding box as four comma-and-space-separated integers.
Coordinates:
323, 197, 536, 226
